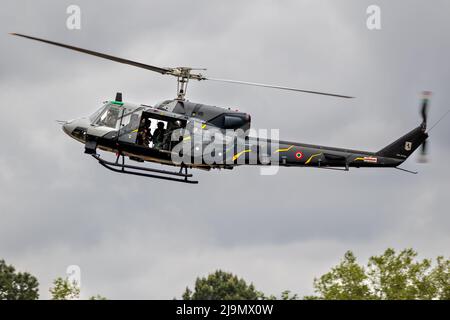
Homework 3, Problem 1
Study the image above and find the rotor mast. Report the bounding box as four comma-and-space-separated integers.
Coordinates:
169, 67, 206, 100
176, 74, 188, 100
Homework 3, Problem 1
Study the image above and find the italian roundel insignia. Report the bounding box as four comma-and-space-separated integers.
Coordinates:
295, 151, 303, 159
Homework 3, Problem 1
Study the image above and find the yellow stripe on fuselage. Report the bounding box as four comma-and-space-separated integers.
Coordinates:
232, 149, 251, 161
305, 153, 322, 165
275, 145, 294, 153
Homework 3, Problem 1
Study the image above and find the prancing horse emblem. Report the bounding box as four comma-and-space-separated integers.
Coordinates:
405, 141, 412, 151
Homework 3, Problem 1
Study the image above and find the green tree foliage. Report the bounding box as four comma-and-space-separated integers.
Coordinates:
311, 248, 449, 300
430, 256, 450, 300
182, 270, 264, 300
49, 277, 80, 300
311, 251, 374, 300
254, 290, 299, 300
89, 294, 107, 300
280, 290, 299, 300
0, 259, 39, 300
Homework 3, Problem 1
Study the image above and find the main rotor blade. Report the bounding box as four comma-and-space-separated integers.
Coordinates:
10, 33, 171, 75
205, 77, 354, 98
11, 33, 355, 99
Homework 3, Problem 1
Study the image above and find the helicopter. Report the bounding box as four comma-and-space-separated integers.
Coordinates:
11, 33, 432, 184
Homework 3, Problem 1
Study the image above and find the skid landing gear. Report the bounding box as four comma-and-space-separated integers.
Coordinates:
92, 154, 198, 184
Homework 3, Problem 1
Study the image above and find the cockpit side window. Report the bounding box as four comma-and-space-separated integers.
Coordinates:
117, 108, 142, 144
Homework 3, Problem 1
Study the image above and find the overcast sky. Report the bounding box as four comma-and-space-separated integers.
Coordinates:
1, 0, 449, 299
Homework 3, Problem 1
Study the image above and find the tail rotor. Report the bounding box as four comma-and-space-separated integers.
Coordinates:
418, 91, 431, 163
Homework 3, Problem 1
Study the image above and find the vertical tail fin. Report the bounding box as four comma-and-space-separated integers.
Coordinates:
376, 126, 428, 160
377, 92, 431, 162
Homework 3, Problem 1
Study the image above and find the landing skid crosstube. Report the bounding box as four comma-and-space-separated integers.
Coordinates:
92, 154, 198, 184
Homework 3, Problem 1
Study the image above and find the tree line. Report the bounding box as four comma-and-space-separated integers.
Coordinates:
1, 248, 448, 300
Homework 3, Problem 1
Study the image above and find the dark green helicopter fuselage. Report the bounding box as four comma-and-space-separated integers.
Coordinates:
64, 99, 428, 173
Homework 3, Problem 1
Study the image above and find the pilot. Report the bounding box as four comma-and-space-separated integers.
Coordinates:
152, 121, 166, 149
104, 109, 119, 128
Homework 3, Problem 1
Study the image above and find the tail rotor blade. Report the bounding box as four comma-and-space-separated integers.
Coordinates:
421, 139, 427, 155
418, 140, 429, 163
418, 91, 431, 163
421, 91, 432, 128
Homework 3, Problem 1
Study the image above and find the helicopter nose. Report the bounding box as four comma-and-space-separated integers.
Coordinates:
61, 118, 88, 142
62, 120, 75, 136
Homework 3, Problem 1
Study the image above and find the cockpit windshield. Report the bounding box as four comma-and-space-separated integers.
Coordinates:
95, 104, 122, 128
89, 103, 108, 123
89, 103, 123, 129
